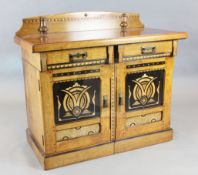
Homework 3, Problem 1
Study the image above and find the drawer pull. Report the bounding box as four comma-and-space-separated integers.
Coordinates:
141, 46, 156, 55
69, 52, 87, 62
103, 96, 108, 108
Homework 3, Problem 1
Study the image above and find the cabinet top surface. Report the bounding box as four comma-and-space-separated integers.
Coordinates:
15, 12, 187, 52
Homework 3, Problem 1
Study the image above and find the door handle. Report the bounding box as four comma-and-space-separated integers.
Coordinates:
119, 94, 124, 106
103, 96, 108, 108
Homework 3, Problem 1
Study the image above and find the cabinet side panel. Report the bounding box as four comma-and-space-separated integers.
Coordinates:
21, 45, 42, 71
22, 60, 44, 151
163, 56, 175, 128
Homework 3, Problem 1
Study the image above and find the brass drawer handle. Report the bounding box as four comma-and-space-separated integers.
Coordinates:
103, 96, 108, 108
69, 52, 87, 62
141, 46, 156, 55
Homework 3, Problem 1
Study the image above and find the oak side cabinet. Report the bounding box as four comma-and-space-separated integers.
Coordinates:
15, 12, 187, 170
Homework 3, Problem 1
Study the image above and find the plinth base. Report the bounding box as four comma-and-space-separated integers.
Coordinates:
26, 129, 173, 170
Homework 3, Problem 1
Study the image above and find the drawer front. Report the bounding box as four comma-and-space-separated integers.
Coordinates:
46, 47, 107, 70
122, 41, 172, 61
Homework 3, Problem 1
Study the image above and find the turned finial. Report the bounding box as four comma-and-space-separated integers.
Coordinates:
120, 13, 128, 36
120, 13, 128, 30
38, 17, 48, 34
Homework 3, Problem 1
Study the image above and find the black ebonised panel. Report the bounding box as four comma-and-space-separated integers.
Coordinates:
126, 70, 164, 111
53, 78, 100, 124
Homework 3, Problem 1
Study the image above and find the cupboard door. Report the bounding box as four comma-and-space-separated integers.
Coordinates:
116, 58, 170, 140
41, 65, 112, 154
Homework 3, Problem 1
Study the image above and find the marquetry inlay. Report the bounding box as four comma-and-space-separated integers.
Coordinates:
56, 124, 100, 142
126, 61, 165, 69
53, 78, 100, 124
48, 59, 106, 70
126, 70, 164, 111
126, 112, 162, 128
52, 69, 100, 77
123, 53, 171, 61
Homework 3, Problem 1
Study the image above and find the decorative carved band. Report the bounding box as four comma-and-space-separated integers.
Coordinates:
23, 14, 140, 24
53, 69, 100, 78
123, 53, 171, 61
47, 59, 106, 70
53, 76, 99, 83
110, 66, 116, 141
126, 61, 165, 69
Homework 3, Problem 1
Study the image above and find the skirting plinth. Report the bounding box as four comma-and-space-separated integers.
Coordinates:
26, 128, 173, 170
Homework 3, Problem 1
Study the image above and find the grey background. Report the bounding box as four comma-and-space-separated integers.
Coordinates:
0, 0, 198, 174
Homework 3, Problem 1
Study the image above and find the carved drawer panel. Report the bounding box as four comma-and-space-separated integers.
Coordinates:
46, 47, 107, 70
56, 124, 100, 142
126, 112, 162, 128
122, 41, 172, 61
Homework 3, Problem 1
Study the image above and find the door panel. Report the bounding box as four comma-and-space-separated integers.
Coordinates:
53, 78, 101, 124
42, 64, 112, 153
126, 70, 164, 111
116, 59, 167, 140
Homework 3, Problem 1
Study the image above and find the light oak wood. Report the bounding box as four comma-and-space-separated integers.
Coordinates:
115, 129, 173, 153
16, 12, 144, 36
15, 28, 187, 53
46, 47, 107, 65
22, 60, 45, 151
27, 128, 173, 170
15, 11, 187, 170
26, 129, 114, 170
122, 41, 172, 58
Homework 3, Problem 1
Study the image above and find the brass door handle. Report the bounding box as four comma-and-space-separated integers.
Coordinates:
103, 96, 108, 108
69, 52, 87, 62
141, 46, 156, 55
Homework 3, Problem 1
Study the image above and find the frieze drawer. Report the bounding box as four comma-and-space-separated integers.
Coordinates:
122, 41, 173, 61
46, 47, 107, 70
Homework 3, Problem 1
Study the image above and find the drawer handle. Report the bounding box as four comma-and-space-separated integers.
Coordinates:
103, 96, 108, 108
69, 52, 87, 62
141, 46, 156, 55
